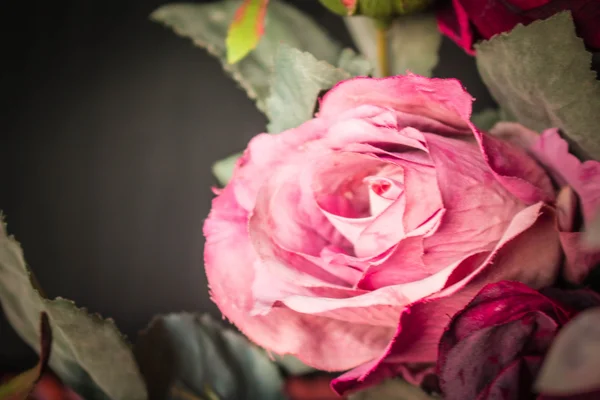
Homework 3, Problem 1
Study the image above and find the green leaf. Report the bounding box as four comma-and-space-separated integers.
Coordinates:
0, 216, 147, 400
212, 152, 243, 186
358, 0, 395, 19
345, 13, 441, 77
535, 308, 600, 395
226, 0, 269, 64
151, 0, 342, 113
271, 354, 316, 376
134, 313, 285, 400
471, 108, 501, 131
475, 11, 600, 161
337, 48, 373, 77
0, 313, 51, 400
265, 45, 352, 134
212, 45, 372, 186
349, 378, 438, 400
320, 0, 432, 18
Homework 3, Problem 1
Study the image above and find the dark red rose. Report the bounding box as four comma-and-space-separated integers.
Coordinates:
437, 281, 600, 400
437, 0, 600, 54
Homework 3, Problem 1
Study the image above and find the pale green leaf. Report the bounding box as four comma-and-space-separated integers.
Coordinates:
337, 48, 373, 77
475, 11, 600, 160
212, 152, 242, 186
266, 45, 351, 134
349, 378, 438, 400
471, 108, 501, 131
0, 217, 147, 400
345, 14, 441, 77
211, 48, 369, 185
151, 0, 341, 113
535, 308, 600, 395
226, 0, 269, 64
134, 313, 285, 400
271, 354, 316, 376
0, 313, 51, 400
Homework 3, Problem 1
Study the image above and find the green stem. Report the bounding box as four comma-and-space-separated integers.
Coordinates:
376, 23, 390, 77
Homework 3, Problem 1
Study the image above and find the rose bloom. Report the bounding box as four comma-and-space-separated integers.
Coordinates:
437, 0, 600, 55
437, 281, 600, 400
203, 74, 600, 394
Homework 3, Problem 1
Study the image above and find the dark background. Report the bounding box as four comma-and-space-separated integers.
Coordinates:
0, 0, 493, 371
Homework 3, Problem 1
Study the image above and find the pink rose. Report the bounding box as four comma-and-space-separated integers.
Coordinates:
490, 122, 600, 284
437, 0, 600, 55
437, 281, 600, 400
203, 75, 578, 395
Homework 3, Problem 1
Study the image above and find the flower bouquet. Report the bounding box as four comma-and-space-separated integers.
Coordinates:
2, 0, 600, 399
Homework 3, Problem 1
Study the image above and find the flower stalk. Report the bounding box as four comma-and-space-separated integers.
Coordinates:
376, 22, 390, 77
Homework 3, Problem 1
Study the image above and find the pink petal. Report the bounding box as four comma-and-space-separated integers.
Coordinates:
248, 169, 352, 288
311, 152, 388, 246
530, 129, 600, 224
204, 186, 396, 371
263, 251, 488, 326
401, 163, 443, 234
491, 124, 600, 224
472, 123, 556, 204
356, 236, 428, 289
323, 113, 429, 152
423, 133, 526, 268
318, 75, 474, 132
231, 118, 329, 211
332, 203, 561, 394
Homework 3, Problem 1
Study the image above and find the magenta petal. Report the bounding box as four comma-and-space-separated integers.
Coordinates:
457, 0, 531, 41
475, 356, 543, 400
440, 317, 550, 400
436, 0, 477, 55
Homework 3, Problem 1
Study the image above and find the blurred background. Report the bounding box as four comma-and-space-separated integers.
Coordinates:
0, 0, 494, 372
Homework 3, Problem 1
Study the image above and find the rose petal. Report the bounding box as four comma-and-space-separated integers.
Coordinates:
472, 123, 556, 204
423, 133, 526, 268
530, 128, 600, 224
455, 0, 532, 41
440, 317, 551, 400
356, 236, 427, 289
231, 119, 328, 211
332, 203, 560, 394
493, 124, 600, 224
475, 356, 542, 400
319, 75, 474, 132
204, 186, 397, 371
